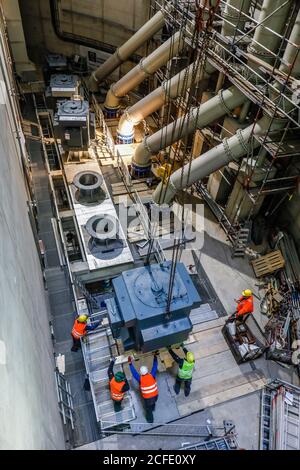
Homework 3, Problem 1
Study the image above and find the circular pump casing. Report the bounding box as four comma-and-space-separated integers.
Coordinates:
73, 171, 105, 204
85, 214, 119, 245
58, 99, 89, 118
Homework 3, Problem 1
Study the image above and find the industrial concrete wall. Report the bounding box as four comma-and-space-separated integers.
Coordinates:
0, 29, 65, 450
19, 0, 151, 63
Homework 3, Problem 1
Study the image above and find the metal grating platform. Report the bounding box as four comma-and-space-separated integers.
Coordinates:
81, 316, 136, 431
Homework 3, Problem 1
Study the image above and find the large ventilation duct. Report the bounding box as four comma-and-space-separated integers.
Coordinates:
248, 0, 291, 72
116, 61, 215, 147
88, 11, 167, 91
280, 7, 300, 78
153, 0, 298, 205
104, 31, 185, 118
222, 0, 251, 36
133, 86, 248, 170
133, 0, 285, 171
152, 114, 286, 204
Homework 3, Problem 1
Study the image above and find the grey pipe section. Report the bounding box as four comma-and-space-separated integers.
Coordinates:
222, 0, 251, 36
117, 61, 215, 136
248, 0, 291, 66
153, 114, 286, 204
105, 32, 185, 110
133, 86, 247, 167
88, 11, 166, 90
280, 7, 300, 78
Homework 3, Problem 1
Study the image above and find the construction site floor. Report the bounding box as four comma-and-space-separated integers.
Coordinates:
25, 97, 299, 449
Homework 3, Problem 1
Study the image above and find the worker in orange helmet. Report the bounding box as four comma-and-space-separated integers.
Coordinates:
71, 315, 100, 352
128, 353, 159, 423
233, 289, 254, 321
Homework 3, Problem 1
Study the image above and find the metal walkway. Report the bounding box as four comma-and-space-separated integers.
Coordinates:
81, 312, 136, 431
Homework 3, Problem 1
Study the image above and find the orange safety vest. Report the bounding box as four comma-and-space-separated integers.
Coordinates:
140, 374, 158, 399
110, 377, 126, 402
236, 296, 254, 317
71, 319, 87, 339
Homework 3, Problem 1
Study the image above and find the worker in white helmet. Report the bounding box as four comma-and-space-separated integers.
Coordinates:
128, 352, 159, 423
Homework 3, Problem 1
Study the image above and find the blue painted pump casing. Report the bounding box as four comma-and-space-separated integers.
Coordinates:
116, 131, 134, 144
105, 261, 201, 353
104, 106, 120, 119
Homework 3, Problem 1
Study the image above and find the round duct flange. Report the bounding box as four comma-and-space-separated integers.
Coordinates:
85, 214, 119, 243
73, 171, 106, 205
59, 99, 89, 116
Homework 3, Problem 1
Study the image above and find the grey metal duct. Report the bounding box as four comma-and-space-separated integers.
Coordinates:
133, 86, 247, 170
280, 7, 300, 78
152, 114, 286, 204
222, 0, 251, 36
116, 61, 215, 145
104, 31, 185, 117
248, 0, 291, 71
88, 11, 166, 91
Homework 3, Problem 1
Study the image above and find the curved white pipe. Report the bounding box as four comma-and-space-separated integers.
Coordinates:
133, 86, 247, 167
117, 61, 215, 139
105, 31, 185, 111
88, 11, 166, 91
152, 114, 286, 204
222, 0, 251, 36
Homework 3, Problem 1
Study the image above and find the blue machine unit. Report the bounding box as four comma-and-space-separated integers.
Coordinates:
106, 261, 201, 353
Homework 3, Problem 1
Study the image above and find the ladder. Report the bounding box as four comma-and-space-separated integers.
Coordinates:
55, 370, 75, 430
81, 327, 136, 431
73, 276, 99, 310
232, 226, 251, 258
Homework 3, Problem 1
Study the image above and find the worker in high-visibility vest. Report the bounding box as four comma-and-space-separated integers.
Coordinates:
71, 315, 100, 352
108, 358, 130, 412
128, 353, 159, 423
235, 289, 254, 320
168, 345, 195, 397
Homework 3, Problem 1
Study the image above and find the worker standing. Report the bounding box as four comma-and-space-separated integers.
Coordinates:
108, 358, 130, 412
128, 353, 159, 423
168, 345, 195, 397
71, 315, 100, 352
234, 289, 254, 321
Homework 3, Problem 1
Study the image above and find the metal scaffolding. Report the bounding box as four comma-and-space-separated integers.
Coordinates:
146, 0, 300, 251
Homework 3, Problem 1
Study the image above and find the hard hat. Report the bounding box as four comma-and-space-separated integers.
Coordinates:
115, 372, 125, 383
242, 289, 252, 297
186, 351, 195, 363
140, 366, 149, 376
78, 315, 88, 323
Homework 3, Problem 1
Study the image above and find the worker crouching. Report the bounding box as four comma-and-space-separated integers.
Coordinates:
168, 345, 195, 397
108, 358, 130, 412
128, 353, 158, 423
234, 289, 254, 321
71, 315, 100, 352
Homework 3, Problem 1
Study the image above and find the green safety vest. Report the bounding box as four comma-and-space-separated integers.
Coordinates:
178, 359, 195, 380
